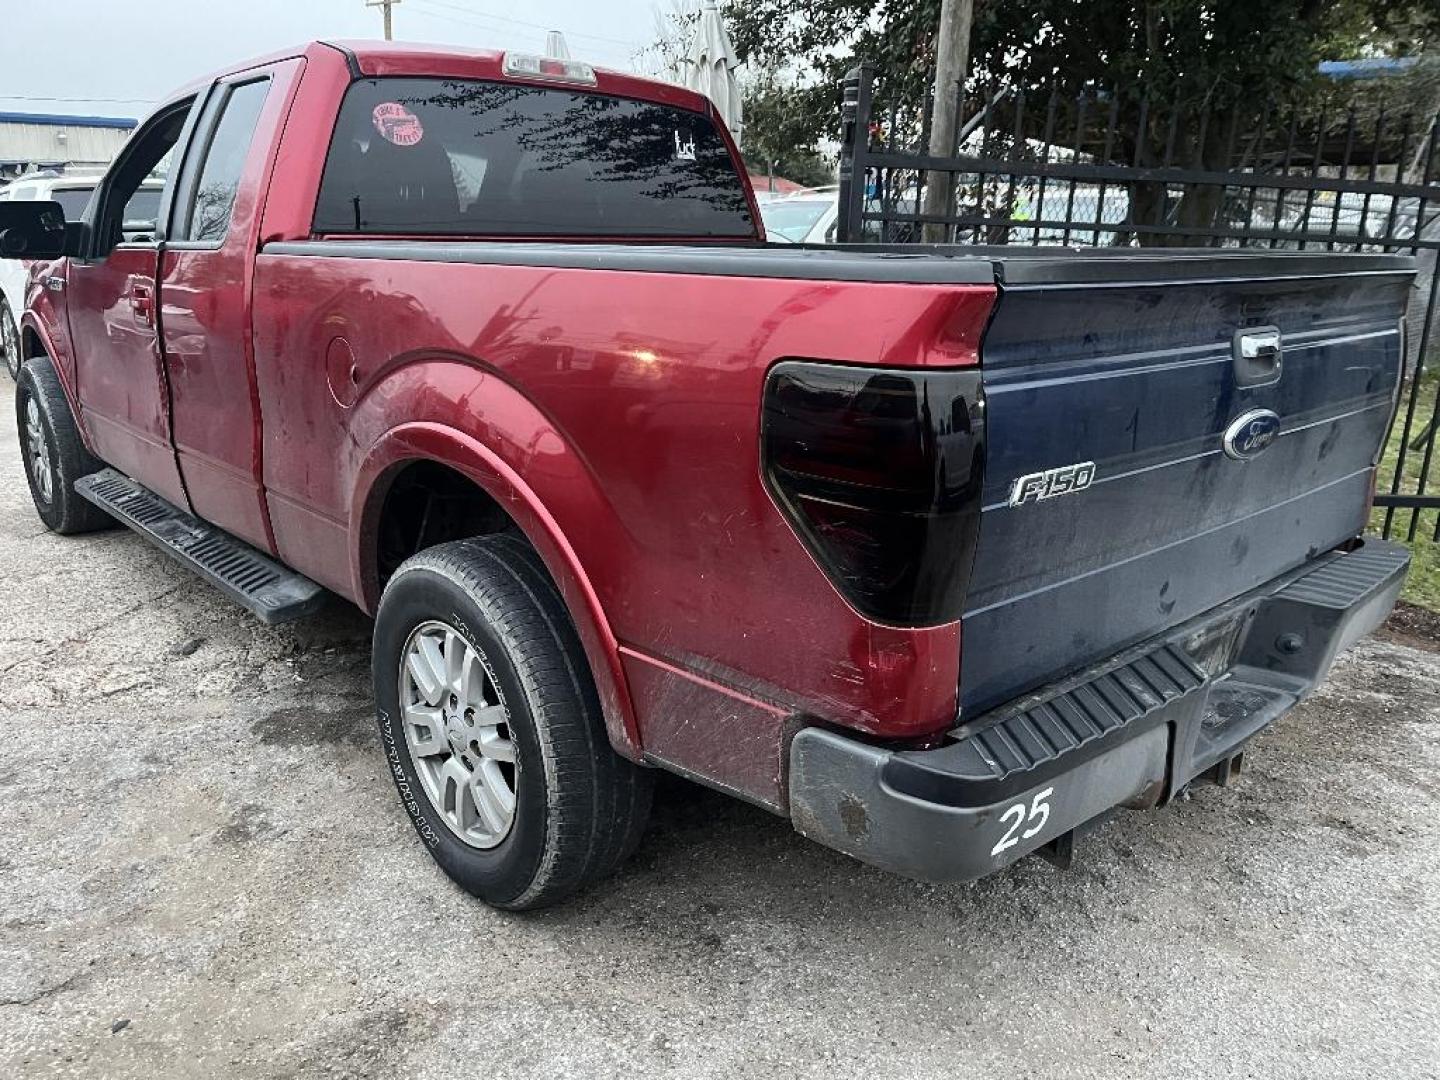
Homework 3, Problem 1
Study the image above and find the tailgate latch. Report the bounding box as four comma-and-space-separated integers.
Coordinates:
1233, 325, 1283, 387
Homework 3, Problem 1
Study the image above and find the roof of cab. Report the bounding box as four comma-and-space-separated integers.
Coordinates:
146, 40, 722, 130
315, 40, 716, 114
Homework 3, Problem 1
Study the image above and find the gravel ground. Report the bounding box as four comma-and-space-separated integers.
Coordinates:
1, 377, 1438, 1080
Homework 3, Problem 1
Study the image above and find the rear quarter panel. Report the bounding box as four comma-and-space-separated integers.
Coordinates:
251, 251, 991, 800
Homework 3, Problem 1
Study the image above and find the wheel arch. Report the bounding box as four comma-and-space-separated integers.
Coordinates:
19, 314, 48, 363
20, 310, 97, 448
350, 421, 642, 759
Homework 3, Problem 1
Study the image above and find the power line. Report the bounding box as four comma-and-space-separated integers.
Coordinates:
406, 1, 639, 66
407, 0, 633, 55
410, 0, 644, 51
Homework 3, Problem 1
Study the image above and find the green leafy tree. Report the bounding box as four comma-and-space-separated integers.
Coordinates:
718, 0, 1440, 239
726, 0, 1440, 137
742, 70, 837, 188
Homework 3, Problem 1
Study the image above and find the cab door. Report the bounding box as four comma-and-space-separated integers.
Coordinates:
66, 99, 198, 508
158, 62, 299, 552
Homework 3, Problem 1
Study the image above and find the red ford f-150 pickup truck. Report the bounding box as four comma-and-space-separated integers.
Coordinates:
1, 42, 1412, 909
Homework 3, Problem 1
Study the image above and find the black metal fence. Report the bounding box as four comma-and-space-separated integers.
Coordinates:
836, 64, 1440, 542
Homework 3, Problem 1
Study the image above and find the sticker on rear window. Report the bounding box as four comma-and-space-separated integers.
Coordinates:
373, 103, 424, 147
673, 131, 697, 161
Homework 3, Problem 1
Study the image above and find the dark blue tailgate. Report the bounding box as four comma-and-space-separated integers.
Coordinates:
961, 259, 1410, 714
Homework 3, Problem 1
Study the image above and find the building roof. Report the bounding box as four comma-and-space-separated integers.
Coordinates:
1318, 57, 1422, 81
0, 111, 138, 129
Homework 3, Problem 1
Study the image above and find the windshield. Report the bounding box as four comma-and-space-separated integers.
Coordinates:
760, 198, 831, 241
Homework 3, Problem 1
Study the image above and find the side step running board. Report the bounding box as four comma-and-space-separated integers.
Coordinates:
75, 469, 325, 625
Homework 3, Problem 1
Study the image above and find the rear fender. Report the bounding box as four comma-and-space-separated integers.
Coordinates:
350, 420, 641, 759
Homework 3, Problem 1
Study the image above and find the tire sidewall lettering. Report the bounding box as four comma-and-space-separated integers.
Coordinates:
377, 707, 441, 848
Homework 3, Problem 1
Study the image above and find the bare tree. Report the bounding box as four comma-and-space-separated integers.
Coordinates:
634, 1, 701, 81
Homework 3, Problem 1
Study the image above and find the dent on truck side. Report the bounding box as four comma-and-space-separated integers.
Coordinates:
330, 353, 831, 804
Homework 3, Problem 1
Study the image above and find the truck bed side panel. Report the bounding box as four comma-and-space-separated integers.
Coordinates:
252, 245, 995, 777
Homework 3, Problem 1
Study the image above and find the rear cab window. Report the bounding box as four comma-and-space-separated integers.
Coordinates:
313, 77, 754, 239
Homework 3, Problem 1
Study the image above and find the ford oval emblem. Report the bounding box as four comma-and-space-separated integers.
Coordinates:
1222, 409, 1282, 461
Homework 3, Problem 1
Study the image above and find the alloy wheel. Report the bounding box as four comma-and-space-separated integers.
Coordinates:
399, 620, 518, 849
25, 397, 53, 505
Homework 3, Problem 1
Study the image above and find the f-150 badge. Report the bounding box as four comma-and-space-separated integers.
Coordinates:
1009, 461, 1096, 507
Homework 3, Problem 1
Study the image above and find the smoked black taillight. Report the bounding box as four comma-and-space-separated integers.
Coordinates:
761, 361, 986, 626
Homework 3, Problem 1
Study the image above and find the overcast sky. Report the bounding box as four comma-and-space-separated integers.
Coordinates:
2, 0, 668, 118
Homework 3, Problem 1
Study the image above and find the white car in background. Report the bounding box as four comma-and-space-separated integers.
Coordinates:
759, 192, 838, 243
759, 187, 923, 246
0, 173, 162, 380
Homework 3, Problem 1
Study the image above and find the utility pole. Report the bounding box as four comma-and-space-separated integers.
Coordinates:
920, 0, 974, 243
366, 0, 400, 41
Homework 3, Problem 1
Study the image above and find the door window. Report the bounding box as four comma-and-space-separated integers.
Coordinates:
121, 187, 163, 238
177, 79, 270, 244
92, 102, 191, 256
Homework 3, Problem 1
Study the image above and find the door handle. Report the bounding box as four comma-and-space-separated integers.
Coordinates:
129, 283, 153, 327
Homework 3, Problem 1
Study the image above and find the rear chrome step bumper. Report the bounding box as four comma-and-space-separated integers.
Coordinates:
788, 539, 1410, 883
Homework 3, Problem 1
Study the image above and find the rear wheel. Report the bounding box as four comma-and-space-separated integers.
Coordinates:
1, 300, 19, 381
373, 534, 652, 909
15, 356, 112, 534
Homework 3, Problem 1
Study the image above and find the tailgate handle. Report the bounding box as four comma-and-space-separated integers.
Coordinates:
1233, 326, 1282, 387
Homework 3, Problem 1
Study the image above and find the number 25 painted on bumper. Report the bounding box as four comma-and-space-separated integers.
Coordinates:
991, 786, 1054, 856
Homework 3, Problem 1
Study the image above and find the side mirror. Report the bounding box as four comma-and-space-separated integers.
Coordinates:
0, 200, 70, 259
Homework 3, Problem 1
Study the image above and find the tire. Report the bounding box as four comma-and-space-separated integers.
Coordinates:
15, 355, 112, 534
1, 300, 19, 382
373, 534, 652, 910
